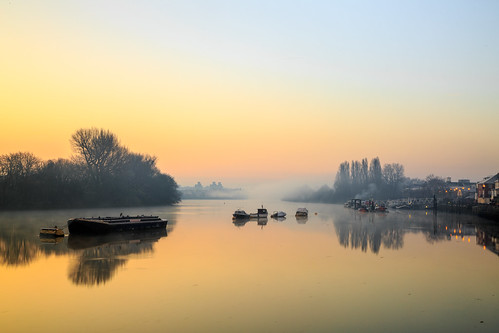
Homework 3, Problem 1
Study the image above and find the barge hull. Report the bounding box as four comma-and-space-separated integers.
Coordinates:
68, 218, 167, 234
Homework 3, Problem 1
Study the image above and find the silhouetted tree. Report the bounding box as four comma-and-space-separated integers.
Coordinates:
382, 163, 405, 198
0, 152, 42, 208
37, 158, 85, 207
293, 157, 407, 203
423, 174, 446, 197
334, 161, 351, 198
369, 157, 382, 187
360, 158, 369, 187
70, 128, 127, 186
0, 129, 180, 209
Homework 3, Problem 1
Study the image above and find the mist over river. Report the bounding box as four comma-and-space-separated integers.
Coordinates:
1, 200, 498, 332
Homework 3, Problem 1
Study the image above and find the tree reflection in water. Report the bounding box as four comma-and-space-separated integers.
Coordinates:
334, 211, 403, 254
332, 209, 493, 254
0, 237, 42, 266
0, 216, 67, 267
0, 208, 178, 269
67, 229, 167, 286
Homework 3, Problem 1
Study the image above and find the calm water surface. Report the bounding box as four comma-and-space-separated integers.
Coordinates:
1, 200, 498, 332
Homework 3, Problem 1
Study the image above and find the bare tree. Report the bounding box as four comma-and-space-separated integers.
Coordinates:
0, 152, 41, 186
360, 158, 369, 186
424, 174, 446, 197
369, 157, 382, 186
334, 161, 351, 195
70, 128, 127, 184
383, 163, 405, 197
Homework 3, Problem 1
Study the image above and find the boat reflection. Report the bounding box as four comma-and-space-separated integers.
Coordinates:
232, 218, 268, 228
39, 236, 65, 244
295, 216, 308, 224
67, 229, 167, 286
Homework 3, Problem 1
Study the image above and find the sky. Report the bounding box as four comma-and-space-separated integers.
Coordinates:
1, 0, 498, 188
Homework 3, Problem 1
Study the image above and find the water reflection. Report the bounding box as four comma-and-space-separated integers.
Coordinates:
39, 235, 65, 244
295, 216, 308, 224
476, 224, 499, 256
232, 218, 268, 228
67, 229, 167, 286
0, 217, 68, 267
0, 207, 178, 269
0, 236, 43, 266
332, 208, 499, 255
333, 211, 398, 253
0, 205, 497, 272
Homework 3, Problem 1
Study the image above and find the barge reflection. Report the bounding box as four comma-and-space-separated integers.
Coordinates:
67, 229, 167, 286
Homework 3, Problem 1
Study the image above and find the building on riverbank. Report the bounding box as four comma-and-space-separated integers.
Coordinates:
476, 173, 499, 204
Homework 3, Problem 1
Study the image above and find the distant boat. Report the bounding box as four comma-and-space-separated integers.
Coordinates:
375, 205, 389, 212
250, 206, 268, 219
67, 215, 167, 234
295, 208, 308, 217
40, 226, 64, 237
233, 209, 250, 220
271, 211, 286, 218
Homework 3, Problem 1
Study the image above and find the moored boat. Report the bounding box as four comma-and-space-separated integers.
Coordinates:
375, 205, 389, 212
40, 226, 65, 237
67, 215, 167, 234
271, 211, 286, 218
233, 209, 250, 220
250, 206, 268, 219
295, 208, 308, 217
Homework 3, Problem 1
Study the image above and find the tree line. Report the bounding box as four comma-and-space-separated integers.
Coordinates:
284, 157, 450, 203
0, 128, 180, 209
334, 157, 405, 200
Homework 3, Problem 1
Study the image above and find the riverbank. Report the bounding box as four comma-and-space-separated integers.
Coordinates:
472, 205, 499, 222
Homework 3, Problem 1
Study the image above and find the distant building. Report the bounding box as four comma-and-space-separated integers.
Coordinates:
179, 181, 247, 200
476, 173, 499, 204
444, 177, 476, 199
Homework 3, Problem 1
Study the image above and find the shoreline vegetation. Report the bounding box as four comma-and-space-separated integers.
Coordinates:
283, 157, 498, 221
283, 157, 411, 203
0, 128, 180, 210
283, 157, 464, 203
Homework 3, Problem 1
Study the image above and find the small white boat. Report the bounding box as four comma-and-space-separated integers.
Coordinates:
271, 211, 286, 218
295, 208, 308, 217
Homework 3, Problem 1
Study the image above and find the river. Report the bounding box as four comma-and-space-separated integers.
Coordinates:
0, 200, 498, 332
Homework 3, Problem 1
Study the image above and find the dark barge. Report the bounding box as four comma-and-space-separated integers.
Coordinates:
67, 215, 167, 234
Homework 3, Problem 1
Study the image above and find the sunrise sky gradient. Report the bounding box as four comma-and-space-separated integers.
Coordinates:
1, 0, 498, 187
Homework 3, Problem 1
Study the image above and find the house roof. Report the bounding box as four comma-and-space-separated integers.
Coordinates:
478, 173, 499, 185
